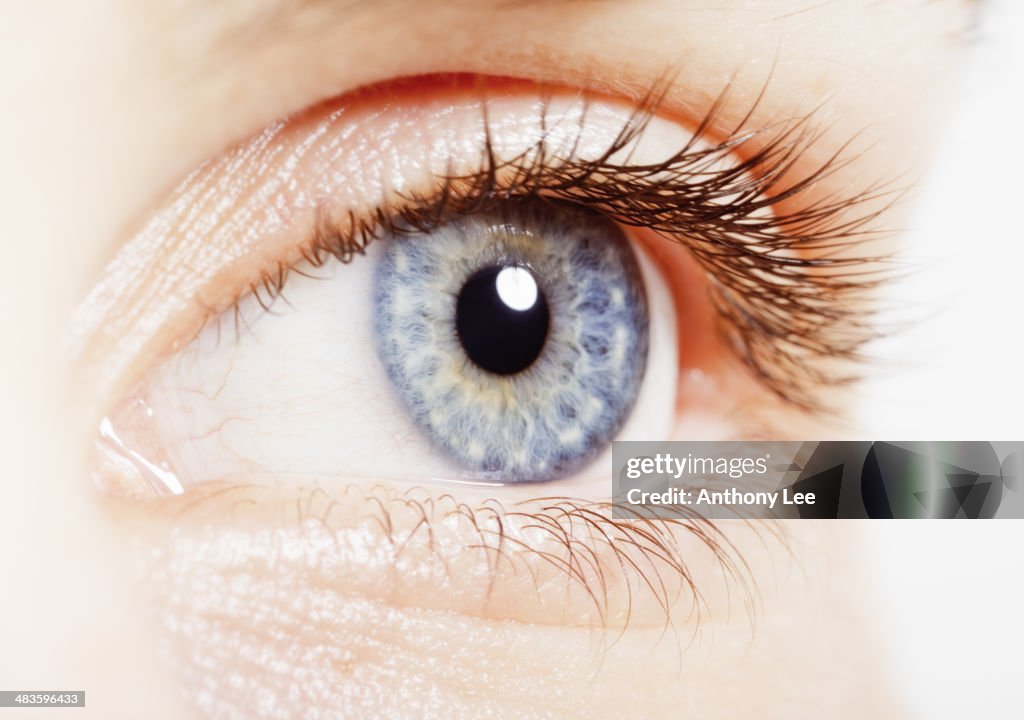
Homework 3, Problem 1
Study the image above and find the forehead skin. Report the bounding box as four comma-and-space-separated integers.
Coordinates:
0, 1, 970, 719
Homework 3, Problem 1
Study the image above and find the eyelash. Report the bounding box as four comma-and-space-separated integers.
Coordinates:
232, 80, 895, 410
158, 479, 776, 635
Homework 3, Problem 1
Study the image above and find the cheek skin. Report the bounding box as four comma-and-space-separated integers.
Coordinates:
117, 489, 899, 720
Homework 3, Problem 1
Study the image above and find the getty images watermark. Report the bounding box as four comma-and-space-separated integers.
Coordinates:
611, 441, 1024, 519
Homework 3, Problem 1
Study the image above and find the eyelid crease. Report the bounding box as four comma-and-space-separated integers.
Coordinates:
231, 77, 898, 410
123, 479, 783, 638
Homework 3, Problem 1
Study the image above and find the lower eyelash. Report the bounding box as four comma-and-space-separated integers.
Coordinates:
142, 481, 775, 636
240, 78, 896, 410
495, 497, 765, 634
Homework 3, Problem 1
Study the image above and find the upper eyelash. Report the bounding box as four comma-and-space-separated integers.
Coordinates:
236, 78, 897, 409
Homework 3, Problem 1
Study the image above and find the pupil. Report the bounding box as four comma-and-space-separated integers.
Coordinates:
456, 265, 550, 375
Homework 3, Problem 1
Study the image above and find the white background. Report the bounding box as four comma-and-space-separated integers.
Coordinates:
863, 1, 1024, 717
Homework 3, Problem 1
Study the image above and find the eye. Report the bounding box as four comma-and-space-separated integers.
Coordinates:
83, 76, 879, 497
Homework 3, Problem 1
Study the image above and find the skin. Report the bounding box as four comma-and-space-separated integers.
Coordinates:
0, 1, 971, 718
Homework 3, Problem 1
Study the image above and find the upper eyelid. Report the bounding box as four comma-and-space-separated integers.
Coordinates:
66, 75, 888, 419
244, 83, 893, 409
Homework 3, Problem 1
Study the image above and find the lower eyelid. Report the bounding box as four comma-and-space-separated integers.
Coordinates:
126, 479, 772, 632
132, 491, 797, 720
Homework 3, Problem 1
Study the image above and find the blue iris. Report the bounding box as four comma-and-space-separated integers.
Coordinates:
373, 201, 649, 482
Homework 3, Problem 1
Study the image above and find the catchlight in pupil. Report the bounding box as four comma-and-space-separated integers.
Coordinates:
456, 265, 550, 376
